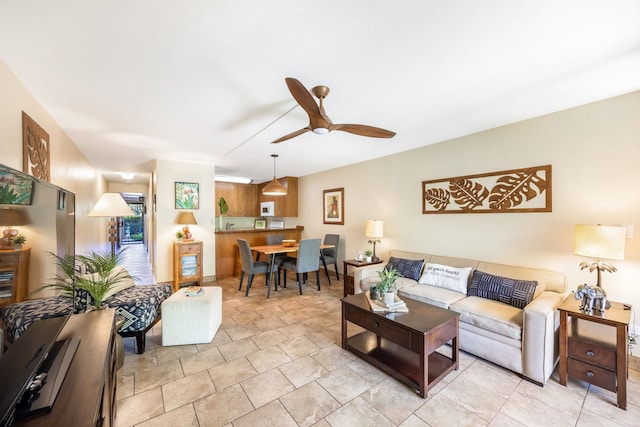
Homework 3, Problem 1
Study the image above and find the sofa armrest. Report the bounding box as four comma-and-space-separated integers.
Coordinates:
353, 264, 385, 294
522, 291, 566, 384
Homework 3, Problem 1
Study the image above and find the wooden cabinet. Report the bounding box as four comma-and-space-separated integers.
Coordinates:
215, 182, 259, 217
215, 178, 298, 218
16, 309, 117, 427
0, 248, 30, 308
173, 241, 203, 292
258, 177, 298, 217
559, 296, 631, 409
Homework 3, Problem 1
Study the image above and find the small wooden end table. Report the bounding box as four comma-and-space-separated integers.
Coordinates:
558, 295, 631, 409
342, 259, 383, 297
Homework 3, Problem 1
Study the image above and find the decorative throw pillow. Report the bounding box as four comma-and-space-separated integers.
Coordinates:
385, 257, 425, 281
468, 270, 538, 309
418, 263, 472, 294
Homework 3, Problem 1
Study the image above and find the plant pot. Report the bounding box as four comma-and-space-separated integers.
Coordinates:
365, 256, 372, 263
383, 292, 395, 305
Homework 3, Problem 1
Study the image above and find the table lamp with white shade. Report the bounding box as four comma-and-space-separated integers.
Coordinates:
573, 224, 626, 290
365, 220, 384, 262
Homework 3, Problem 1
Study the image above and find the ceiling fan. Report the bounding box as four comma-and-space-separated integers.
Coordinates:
270, 77, 396, 144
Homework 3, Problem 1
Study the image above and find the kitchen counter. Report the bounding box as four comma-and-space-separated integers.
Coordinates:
215, 226, 304, 278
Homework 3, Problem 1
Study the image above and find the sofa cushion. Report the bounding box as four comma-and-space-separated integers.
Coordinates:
385, 257, 425, 281
398, 284, 466, 309
449, 296, 523, 340
418, 263, 472, 294
361, 276, 416, 293
469, 270, 537, 309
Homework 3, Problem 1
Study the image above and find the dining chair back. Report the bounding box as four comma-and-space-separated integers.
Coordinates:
237, 239, 272, 297
283, 238, 322, 294
320, 234, 340, 281
265, 234, 293, 287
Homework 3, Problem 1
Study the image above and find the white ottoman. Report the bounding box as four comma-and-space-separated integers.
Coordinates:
161, 286, 222, 346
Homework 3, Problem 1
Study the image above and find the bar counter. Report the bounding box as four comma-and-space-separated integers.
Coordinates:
215, 226, 304, 278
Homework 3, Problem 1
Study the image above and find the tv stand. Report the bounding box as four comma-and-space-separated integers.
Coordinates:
16, 309, 117, 426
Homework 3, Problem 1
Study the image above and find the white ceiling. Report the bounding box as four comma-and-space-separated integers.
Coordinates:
1, 1, 639, 185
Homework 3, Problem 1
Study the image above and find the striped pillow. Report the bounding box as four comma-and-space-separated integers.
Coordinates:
385, 257, 425, 281
468, 270, 537, 309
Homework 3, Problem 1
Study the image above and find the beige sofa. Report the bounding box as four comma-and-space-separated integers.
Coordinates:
353, 250, 567, 385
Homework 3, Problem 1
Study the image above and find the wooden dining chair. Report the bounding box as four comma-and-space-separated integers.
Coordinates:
282, 238, 322, 295
237, 239, 272, 297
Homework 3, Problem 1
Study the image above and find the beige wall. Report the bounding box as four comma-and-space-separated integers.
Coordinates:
298, 91, 640, 352
153, 159, 215, 283
0, 60, 111, 295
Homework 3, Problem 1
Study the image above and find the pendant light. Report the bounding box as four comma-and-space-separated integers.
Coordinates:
262, 154, 287, 196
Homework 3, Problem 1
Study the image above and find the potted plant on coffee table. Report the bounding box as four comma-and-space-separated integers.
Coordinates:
377, 266, 400, 305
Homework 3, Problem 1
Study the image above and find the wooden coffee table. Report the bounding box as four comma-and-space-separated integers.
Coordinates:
341, 293, 459, 398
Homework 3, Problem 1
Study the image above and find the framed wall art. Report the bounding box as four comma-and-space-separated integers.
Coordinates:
323, 188, 344, 225
254, 219, 266, 229
22, 111, 50, 182
175, 182, 199, 209
422, 165, 552, 214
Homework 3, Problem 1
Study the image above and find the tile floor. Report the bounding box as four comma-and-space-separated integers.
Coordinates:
115, 248, 640, 426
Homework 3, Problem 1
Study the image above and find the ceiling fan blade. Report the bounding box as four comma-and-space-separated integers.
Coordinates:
330, 123, 396, 138
270, 127, 311, 144
285, 78, 326, 125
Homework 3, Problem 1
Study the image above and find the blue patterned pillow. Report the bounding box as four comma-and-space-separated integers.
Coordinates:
469, 270, 537, 309
385, 257, 425, 281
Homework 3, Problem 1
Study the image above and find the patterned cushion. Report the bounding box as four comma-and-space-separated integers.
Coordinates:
385, 257, 425, 281
468, 270, 537, 309
2, 283, 173, 344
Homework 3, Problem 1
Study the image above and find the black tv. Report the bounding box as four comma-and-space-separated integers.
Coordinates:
0, 163, 76, 426
0, 315, 81, 426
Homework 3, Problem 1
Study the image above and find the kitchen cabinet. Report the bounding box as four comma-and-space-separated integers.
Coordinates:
215, 182, 259, 217
258, 177, 298, 217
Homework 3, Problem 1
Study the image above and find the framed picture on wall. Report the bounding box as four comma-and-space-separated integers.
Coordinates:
254, 219, 266, 229
175, 182, 199, 209
323, 188, 344, 225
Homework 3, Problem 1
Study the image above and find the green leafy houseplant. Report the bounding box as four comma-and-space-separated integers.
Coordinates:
32, 249, 135, 310
12, 234, 26, 246
376, 267, 400, 294
175, 230, 185, 240
364, 249, 373, 257
218, 197, 229, 215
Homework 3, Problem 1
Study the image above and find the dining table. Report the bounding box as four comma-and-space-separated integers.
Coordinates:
250, 242, 335, 293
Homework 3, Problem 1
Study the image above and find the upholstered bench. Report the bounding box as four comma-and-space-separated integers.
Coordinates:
161, 286, 222, 346
1, 282, 173, 354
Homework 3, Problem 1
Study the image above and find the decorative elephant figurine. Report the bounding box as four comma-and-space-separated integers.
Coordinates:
573, 283, 608, 313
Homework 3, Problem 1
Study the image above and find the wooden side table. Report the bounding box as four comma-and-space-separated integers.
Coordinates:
173, 240, 203, 292
558, 295, 631, 409
342, 259, 383, 297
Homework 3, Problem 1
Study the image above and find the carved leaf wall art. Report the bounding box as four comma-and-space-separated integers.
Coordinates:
22, 112, 50, 182
422, 165, 552, 214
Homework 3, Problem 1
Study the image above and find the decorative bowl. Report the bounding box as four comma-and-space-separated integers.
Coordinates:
282, 240, 296, 247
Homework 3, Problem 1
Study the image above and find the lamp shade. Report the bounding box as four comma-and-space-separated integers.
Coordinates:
573, 224, 626, 260
262, 178, 287, 196
0, 208, 29, 226
88, 193, 134, 217
176, 211, 197, 225
365, 220, 384, 239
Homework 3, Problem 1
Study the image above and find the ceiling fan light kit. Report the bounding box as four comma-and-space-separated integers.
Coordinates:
262, 154, 287, 196
270, 77, 396, 144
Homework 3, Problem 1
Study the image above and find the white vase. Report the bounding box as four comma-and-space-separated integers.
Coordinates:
365, 256, 372, 263
383, 292, 395, 305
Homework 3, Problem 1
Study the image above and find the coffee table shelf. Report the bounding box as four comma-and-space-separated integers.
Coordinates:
342, 293, 459, 398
